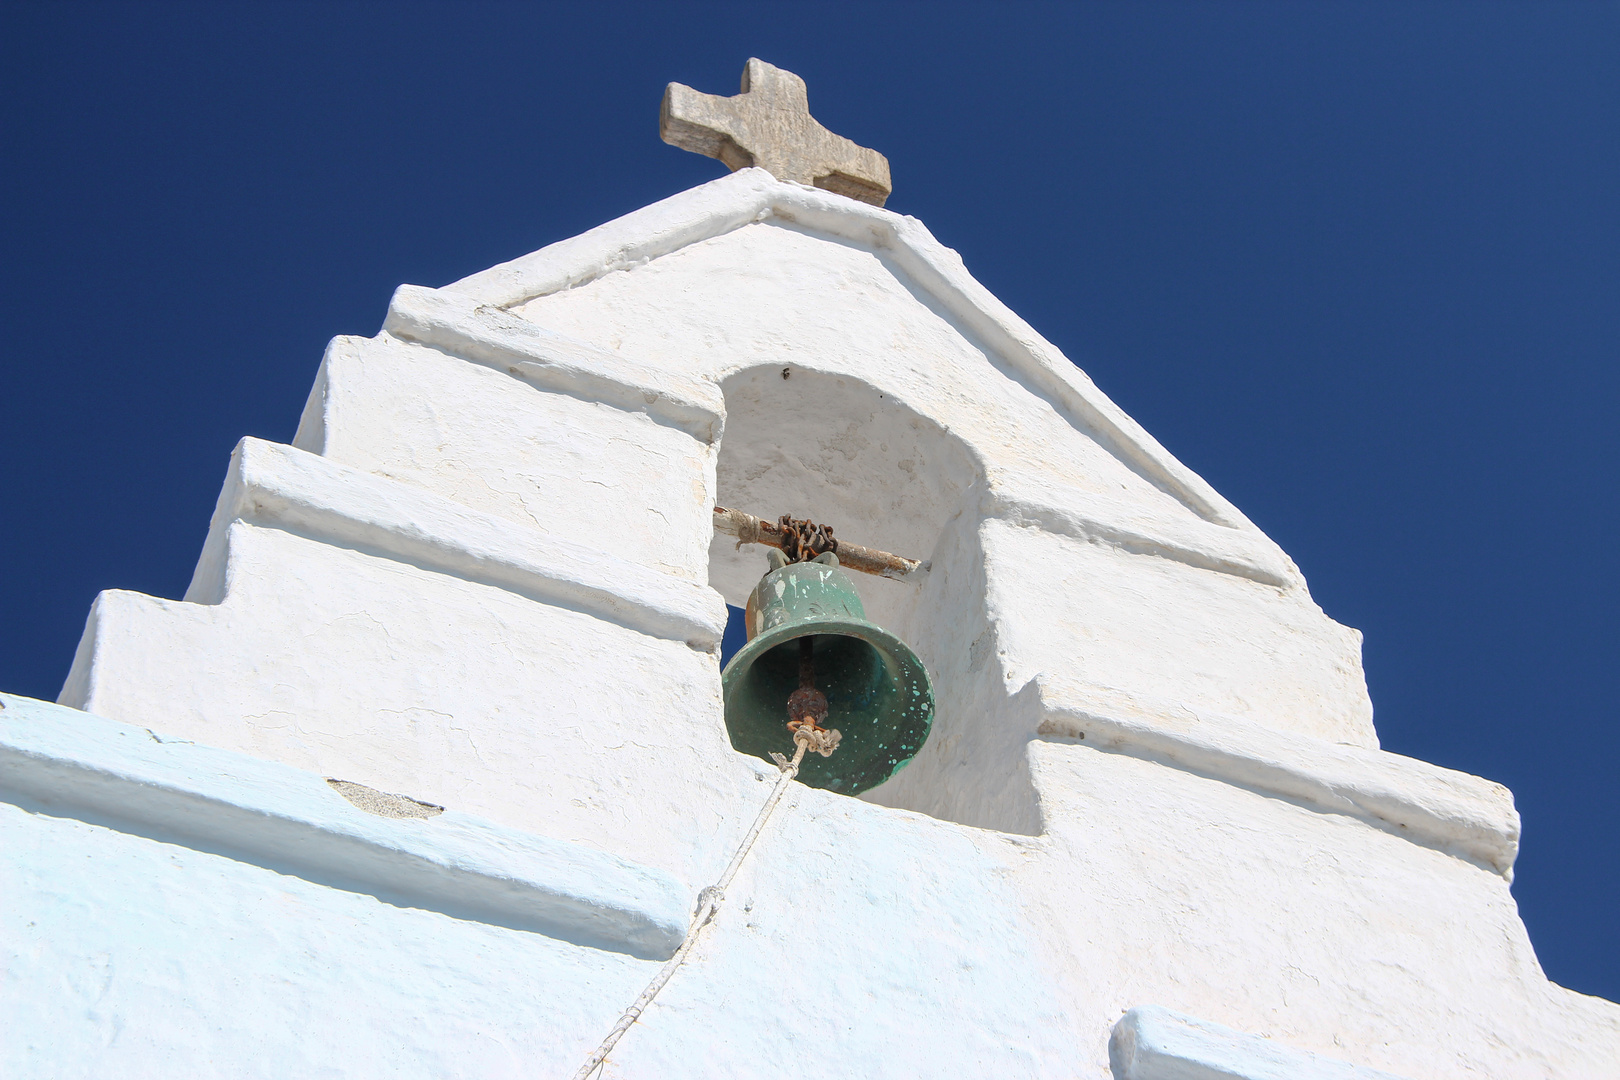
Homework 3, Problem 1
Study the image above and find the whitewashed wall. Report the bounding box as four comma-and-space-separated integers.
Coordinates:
9, 170, 1616, 1078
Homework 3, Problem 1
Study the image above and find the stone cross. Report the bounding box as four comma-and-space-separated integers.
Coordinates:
660, 59, 892, 207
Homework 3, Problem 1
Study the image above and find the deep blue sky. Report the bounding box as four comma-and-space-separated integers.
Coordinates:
3, 2, 1616, 1001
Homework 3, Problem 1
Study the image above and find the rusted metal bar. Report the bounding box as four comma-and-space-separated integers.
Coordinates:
712, 506, 926, 581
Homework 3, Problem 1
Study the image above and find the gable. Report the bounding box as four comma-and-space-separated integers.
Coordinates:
514, 219, 1196, 518
443, 169, 1266, 537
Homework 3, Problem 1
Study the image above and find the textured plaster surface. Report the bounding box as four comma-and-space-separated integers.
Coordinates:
0, 796, 654, 1080
18, 170, 1618, 1077
183, 437, 722, 645
1021, 743, 1620, 1079
294, 330, 718, 584
1032, 674, 1518, 875
982, 520, 1373, 746
1111, 1005, 1414, 1079
1, 694, 688, 958
61, 524, 757, 884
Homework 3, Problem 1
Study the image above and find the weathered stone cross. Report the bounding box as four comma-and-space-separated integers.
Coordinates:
660, 59, 892, 207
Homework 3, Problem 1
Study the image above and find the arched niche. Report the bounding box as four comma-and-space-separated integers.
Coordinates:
709, 365, 1041, 835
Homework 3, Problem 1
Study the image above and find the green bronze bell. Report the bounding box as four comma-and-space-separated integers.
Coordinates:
721, 554, 934, 795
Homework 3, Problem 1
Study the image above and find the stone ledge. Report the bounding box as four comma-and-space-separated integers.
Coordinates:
383, 285, 724, 444
184, 436, 727, 648
1031, 675, 1520, 876
982, 479, 1295, 588
0, 693, 689, 960
1110, 1005, 1412, 1080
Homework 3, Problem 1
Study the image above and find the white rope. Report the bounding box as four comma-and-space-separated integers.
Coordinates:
568, 726, 836, 1080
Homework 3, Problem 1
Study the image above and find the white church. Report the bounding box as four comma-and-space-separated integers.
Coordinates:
5, 61, 1617, 1079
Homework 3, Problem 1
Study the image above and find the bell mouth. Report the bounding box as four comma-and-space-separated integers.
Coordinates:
721, 619, 934, 796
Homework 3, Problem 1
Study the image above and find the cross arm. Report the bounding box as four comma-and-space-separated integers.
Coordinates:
660, 83, 756, 173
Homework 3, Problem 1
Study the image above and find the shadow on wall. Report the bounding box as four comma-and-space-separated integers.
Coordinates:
709, 366, 1042, 836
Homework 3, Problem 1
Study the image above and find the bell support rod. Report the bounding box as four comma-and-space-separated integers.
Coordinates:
712, 506, 928, 581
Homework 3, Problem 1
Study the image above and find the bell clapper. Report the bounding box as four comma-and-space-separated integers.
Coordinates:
785, 635, 842, 758
786, 636, 827, 731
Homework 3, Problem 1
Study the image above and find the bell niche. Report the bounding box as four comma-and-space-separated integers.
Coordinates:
706, 366, 1018, 829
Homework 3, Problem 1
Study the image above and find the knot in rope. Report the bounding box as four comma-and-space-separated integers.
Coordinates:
792, 723, 842, 758
715, 506, 763, 551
